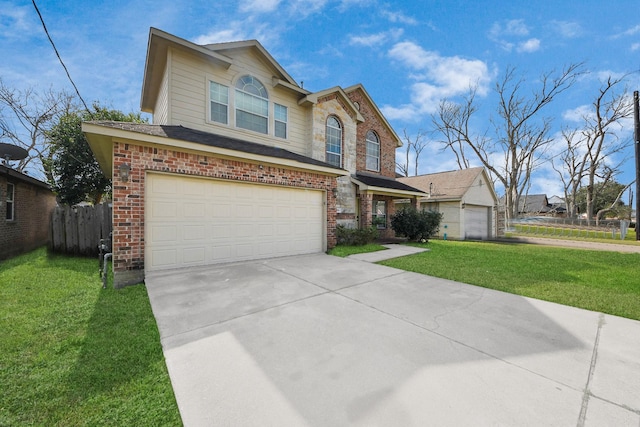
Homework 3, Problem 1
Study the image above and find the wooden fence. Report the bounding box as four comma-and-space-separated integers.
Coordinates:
50, 203, 112, 256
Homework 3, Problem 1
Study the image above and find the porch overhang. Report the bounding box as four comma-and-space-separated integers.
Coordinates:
351, 173, 427, 199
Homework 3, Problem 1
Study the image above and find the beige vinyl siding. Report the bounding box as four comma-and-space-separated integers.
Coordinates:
434, 201, 461, 240
153, 58, 170, 125
166, 47, 310, 156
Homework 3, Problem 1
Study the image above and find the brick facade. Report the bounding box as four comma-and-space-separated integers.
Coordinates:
0, 171, 57, 260
111, 142, 338, 286
347, 88, 398, 179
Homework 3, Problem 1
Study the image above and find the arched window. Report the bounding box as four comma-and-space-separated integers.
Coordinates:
235, 75, 268, 134
326, 116, 342, 167
366, 130, 380, 171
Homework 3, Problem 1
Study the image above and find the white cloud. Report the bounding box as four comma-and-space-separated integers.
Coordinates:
381, 9, 418, 25
382, 41, 491, 121
562, 104, 592, 122
0, 2, 36, 38
517, 38, 540, 53
238, 0, 281, 13
489, 19, 541, 53
489, 19, 529, 39
349, 28, 403, 47
631, 43, 640, 51
618, 24, 640, 38
551, 20, 583, 38
193, 21, 276, 45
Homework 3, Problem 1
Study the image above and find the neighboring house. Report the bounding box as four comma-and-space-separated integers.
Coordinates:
515, 194, 552, 216
0, 164, 57, 260
397, 167, 498, 240
84, 28, 425, 287
547, 195, 567, 216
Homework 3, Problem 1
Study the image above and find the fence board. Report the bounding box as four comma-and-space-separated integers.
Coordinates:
49, 203, 112, 256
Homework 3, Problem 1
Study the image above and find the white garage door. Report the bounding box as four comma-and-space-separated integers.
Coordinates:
464, 205, 490, 240
145, 173, 325, 271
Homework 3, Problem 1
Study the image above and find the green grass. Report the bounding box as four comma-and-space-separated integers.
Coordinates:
510, 224, 638, 243
327, 243, 387, 257
0, 248, 181, 426
379, 240, 640, 321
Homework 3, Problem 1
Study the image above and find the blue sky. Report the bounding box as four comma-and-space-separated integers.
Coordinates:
1, 0, 639, 198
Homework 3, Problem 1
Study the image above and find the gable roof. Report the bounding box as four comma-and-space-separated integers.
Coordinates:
83, 121, 347, 179
344, 84, 402, 147
397, 167, 489, 201
0, 164, 51, 190
141, 28, 307, 112
299, 86, 365, 123
518, 194, 551, 213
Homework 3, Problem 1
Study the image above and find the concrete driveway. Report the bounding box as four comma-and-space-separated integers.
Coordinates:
145, 248, 640, 426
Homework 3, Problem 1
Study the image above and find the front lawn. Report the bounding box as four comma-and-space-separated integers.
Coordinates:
327, 243, 387, 257
0, 248, 181, 426
379, 240, 640, 320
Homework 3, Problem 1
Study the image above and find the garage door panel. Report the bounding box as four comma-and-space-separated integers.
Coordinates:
183, 202, 206, 218
146, 173, 325, 271
465, 206, 489, 240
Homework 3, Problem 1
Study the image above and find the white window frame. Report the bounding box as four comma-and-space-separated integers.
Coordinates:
209, 81, 229, 124
326, 116, 342, 168
274, 103, 287, 139
6, 182, 15, 221
373, 200, 386, 229
365, 130, 380, 172
235, 75, 269, 135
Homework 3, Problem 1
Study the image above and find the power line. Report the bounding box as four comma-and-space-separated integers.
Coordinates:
31, 0, 91, 114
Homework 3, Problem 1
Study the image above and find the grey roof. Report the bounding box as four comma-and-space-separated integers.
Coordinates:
518, 194, 550, 213
86, 121, 342, 170
0, 164, 51, 190
354, 172, 425, 193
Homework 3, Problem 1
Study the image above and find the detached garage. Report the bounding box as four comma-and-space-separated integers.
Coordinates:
83, 122, 343, 287
397, 167, 498, 241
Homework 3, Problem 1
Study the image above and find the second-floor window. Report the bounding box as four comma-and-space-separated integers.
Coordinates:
210, 82, 229, 124
235, 75, 269, 134
326, 116, 342, 167
274, 103, 287, 138
209, 76, 288, 139
366, 130, 380, 171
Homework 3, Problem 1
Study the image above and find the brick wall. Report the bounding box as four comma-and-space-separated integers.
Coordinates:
346, 88, 398, 178
111, 142, 337, 286
0, 174, 57, 260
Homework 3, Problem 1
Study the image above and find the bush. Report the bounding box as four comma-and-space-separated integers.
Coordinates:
335, 225, 379, 246
390, 207, 443, 242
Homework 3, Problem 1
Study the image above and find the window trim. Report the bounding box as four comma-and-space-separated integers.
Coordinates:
274, 103, 287, 139
325, 115, 343, 168
373, 200, 386, 229
234, 75, 269, 135
209, 81, 229, 124
365, 130, 380, 172
6, 182, 15, 221
208, 75, 289, 139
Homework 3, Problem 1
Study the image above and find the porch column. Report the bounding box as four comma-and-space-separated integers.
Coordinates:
360, 192, 373, 227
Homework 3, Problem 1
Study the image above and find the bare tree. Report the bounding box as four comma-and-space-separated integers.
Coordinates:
552, 128, 583, 218
552, 76, 633, 220
595, 180, 634, 225
433, 64, 584, 220
571, 76, 632, 221
0, 79, 76, 181
432, 87, 477, 170
396, 129, 429, 177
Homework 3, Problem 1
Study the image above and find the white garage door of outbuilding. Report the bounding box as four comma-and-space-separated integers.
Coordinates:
145, 173, 325, 271
464, 205, 490, 240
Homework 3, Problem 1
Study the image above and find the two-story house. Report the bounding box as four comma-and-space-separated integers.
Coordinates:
84, 28, 425, 287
